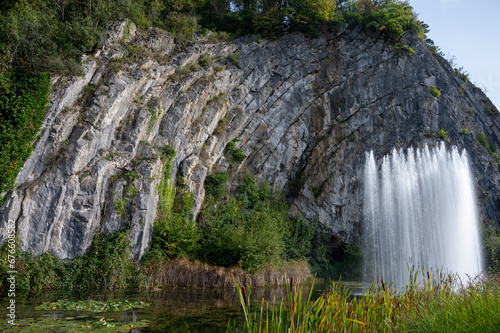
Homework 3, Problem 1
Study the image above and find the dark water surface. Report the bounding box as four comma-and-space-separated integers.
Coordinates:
0, 281, 364, 332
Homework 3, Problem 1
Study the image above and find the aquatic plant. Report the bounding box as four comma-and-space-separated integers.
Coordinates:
230, 272, 500, 333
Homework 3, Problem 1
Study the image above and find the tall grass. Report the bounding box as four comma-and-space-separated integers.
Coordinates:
230, 272, 500, 333
138, 257, 311, 289
402, 274, 500, 332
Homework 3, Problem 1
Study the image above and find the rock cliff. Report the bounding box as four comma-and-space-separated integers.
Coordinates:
1, 21, 499, 259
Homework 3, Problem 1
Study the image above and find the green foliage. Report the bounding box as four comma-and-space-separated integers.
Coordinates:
161, 144, 176, 160
0, 0, 156, 76
0, 313, 151, 332
172, 61, 200, 81
214, 64, 226, 72
147, 146, 200, 260
198, 176, 287, 272
150, 212, 200, 259
483, 221, 500, 273
204, 172, 228, 201
232, 273, 500, 333
235, 176, 273, 209
147, 107, 158, 135
429, 85, 441, 97
402, 278, 500, 332
225, 140, 237, 154
477, 132, 491, 153
230, 52, 241, 69
231, 148, 248, 163
283, 218, 315, 261
0, 72, 50, 204
199, 52, 213, 67
35, 299, 150, 312
336, 0, 423, 55
438, 129, 447, 139
462, 128, 470, 135
207, 92, 227, 105
69, 231, 133, 290
161, 13, 199, 43
484, 104, 498, 116
0, 230, 134, 292
476, 133, 500, 168
115, 195, 127, 218
225, 139, 247, 164
311, 186, 321, 197
122, 171, 140, 183
198, 174, 347, 276
214, 116, 227, 135
2, 249, 65, 291
455, 67, 469, 82
394, 44, 415, 57
493, 151, 500, 169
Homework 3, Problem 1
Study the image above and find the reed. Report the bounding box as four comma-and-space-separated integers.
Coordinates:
230, 271, 500, 332
139, 257, 311, 289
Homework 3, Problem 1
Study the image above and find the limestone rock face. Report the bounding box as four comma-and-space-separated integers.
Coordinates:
1, 22, 499, 259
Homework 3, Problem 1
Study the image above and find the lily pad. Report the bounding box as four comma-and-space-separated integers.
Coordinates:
35, 299, 150, 312
0, 315, 150, 332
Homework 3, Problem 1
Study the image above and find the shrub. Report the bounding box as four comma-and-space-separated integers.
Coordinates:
204, 172, 228, 201
147, 146, 200, 260
438, 129, 447, 139
0, 230, 135, 291
225, 140, 237, 154
0, 72, 50, 204
283, 218, 315, 261
172, 61, 200, 80
225, 139, 247, 165
198, 198, 285, 272
230, 52, 240, 69
161, 144, 176, 160
207, 92, 227, 105
429, 86, 441, 97
477, 132, 491, 153
311, 186, 321, 197
199, 52, 213, 67
69, 230, 133, 290
214, 64, 226, 72
483, 221, 500, 273
485, 105, 498, 116
394, 44, 415, 57
0, 241, 65, 291
198, 176, 287, 272
493, 151, 500, 169
231, 148, 247, 163
161, 13, 199, 44
455, 67, 469, 82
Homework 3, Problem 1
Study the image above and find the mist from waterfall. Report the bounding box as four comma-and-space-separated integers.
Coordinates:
363, 143, 483, 287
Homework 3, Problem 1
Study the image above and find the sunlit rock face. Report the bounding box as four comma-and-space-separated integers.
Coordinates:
1, 21, 499, 259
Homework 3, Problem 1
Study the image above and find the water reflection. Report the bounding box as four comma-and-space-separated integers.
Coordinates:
0, 280, 366, 332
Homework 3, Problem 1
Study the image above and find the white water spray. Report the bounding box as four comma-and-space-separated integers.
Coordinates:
363, 143, 483, 286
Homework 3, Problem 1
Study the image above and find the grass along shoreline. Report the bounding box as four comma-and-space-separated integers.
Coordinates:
230, 271, 500, 333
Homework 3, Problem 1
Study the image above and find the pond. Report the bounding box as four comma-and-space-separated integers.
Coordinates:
0, 281, 363, 332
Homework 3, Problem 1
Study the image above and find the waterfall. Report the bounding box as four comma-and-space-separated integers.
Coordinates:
363, 143, 483, 287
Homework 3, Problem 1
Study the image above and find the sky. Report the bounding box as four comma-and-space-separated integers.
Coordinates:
409, 0, 500, 108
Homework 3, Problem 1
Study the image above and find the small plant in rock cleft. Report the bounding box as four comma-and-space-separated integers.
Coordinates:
429, 85, 441, 97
